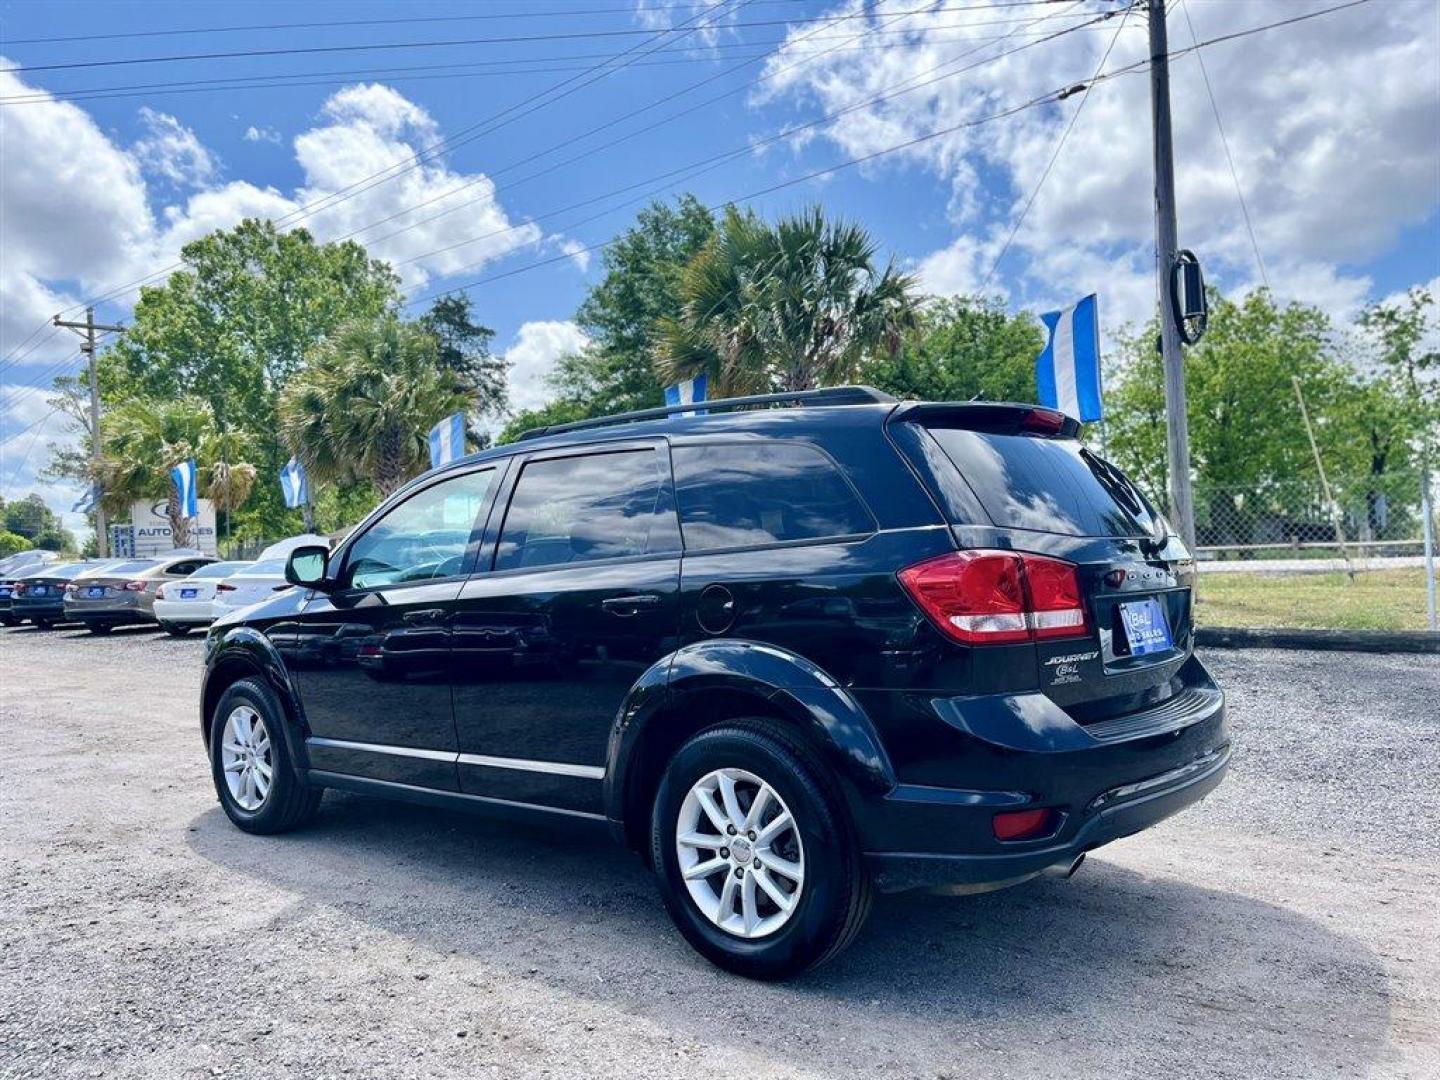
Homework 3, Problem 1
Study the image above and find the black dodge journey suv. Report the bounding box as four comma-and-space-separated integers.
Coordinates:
202, 386, 1227, 978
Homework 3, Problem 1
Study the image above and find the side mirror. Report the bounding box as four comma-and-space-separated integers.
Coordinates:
285, 545, 332, 590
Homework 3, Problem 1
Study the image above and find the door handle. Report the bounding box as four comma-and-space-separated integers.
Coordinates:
602, 594, 661, 616
403, 608, 449, 626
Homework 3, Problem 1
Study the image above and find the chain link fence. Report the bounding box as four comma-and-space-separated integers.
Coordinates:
1190, 472, 1437, 632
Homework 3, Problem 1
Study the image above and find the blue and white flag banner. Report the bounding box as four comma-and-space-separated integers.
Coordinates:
1036, 294, 1103, 423
428, 412, 467, 469
72, 484, 96, 514
280, 456, 309, 509
171, 458, 198, 519
664, 373, 708, 416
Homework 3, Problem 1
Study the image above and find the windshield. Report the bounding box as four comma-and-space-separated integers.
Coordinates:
921, 426, 1164, 539
189, 562, 248, 579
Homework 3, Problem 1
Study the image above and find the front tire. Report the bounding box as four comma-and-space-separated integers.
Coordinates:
209, 678, 321, 834
160, 621, 189, 637
650, 724, 872, 979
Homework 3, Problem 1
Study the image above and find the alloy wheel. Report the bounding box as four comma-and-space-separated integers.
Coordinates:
675, 768, 805, 939
220, 705, 273, 811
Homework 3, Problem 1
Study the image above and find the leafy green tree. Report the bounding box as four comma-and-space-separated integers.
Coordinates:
418, 294, 508, 416
279, 316, 472, 497
3, 494, 52, 539
562, 195, 719, 414
495, 399, 589, 446
1106, 290, 1347, 495
96, 219, 402, 535
0, 530, 29, 557
656, 206, 918, 394
861, 295, 1044, 403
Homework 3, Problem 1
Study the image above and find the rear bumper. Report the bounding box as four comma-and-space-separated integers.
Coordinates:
65, 600, 152, 626
11, 599, 67, 621
865, 741, 1229, 891
854, 653, 1229, 892
153, 599, 220, 624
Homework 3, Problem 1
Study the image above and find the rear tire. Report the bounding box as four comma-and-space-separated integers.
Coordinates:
209, 678, 322, 835
87, 623, 112, 635
34, 619, 54, 631
650, 724, 872, 980
160, 621, 189, 637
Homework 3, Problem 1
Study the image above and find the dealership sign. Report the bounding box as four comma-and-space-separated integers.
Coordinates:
128, 499, 217, 556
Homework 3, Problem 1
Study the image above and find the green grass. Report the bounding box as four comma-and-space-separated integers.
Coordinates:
1195, 569, 1432, 631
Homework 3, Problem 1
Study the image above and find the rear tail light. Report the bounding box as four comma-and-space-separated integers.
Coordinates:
898, 550, 1089, 645
155, 585, 168, 600
216, 583, 237, 593
12, 583, 26, 596
122, 580, 147, 592
993, 807, 1059, 842
65, 584, 77, 595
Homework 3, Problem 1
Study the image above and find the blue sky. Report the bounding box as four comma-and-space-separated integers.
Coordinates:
3, 0, 1438, 535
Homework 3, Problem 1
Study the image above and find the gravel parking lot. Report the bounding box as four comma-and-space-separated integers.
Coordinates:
1, 626, 1436, 1079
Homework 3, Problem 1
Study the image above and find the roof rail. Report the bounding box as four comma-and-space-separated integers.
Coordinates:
515, 385, 896, 441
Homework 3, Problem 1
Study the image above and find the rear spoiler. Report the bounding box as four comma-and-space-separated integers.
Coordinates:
888, 401, 1082, 439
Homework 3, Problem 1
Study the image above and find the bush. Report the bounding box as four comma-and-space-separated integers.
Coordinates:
0, 530, 30, 557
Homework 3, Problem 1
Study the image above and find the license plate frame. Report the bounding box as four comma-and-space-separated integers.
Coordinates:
180, 588, 197, 599
86, 586, 106, 599
1118, 598, 1173, 656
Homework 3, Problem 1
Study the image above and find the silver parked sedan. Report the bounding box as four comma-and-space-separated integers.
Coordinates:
63, 553, 217, 634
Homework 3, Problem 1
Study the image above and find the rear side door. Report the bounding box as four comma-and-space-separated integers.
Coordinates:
286, 465, 501, 790
450, 440, 682, 814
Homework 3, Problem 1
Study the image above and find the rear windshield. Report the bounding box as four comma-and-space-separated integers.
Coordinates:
104, 559, 160, 575
190, 562, 247, 578
240, 559, 286, 577
921, 426, 1163, 538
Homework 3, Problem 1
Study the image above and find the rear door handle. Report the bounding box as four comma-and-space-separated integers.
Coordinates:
602, 594, 661, 616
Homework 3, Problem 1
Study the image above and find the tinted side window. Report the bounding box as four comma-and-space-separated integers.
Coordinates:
343, 468, 496, 589
495, 448, 679, 571
672, 442, 874, 551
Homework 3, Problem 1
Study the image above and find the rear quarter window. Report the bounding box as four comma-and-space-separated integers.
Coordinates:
672, 442, 875, 552
922, 426, 1162, 538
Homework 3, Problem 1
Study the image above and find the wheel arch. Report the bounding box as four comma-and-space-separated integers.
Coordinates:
201, 626, 309, 777
604, 639, 896, 854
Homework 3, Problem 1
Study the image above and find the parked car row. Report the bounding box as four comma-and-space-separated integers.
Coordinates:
0, 549, 290, 635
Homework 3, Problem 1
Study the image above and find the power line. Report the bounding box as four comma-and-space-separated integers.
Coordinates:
52, 0, 1067, 313
2, 1, 816, 46
0, 16, 1125, 107
1179, 0, 1268, 289
345, 0, 1076, 250
46, 0, 751, 316
979, 3, 1134, 292
404, 0, 1372, 308
1, 5, 1099, 74
382, 3, 1104, 271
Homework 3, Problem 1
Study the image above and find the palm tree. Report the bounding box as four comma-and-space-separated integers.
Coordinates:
279, 316, 473, 498
655, 206, 918, 395
98, 396, 233, 549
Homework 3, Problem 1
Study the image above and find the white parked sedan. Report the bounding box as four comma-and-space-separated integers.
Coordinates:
152, 561, 253, 635
208, 558, 293, 619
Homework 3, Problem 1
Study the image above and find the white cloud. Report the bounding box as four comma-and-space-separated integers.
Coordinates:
0, 72, 550, 532
243, 125, 281, 144
501, 320, 590, 418
633, 1, 739, 49
132, 107, 219, 189
753, 0, 1440, 334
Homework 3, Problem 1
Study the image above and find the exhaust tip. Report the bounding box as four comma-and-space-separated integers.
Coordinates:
1065, 852, 1086, 878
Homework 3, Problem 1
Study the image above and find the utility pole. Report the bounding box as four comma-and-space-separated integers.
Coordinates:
53, 307, 125, 557
1147, 0, 1196, 549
